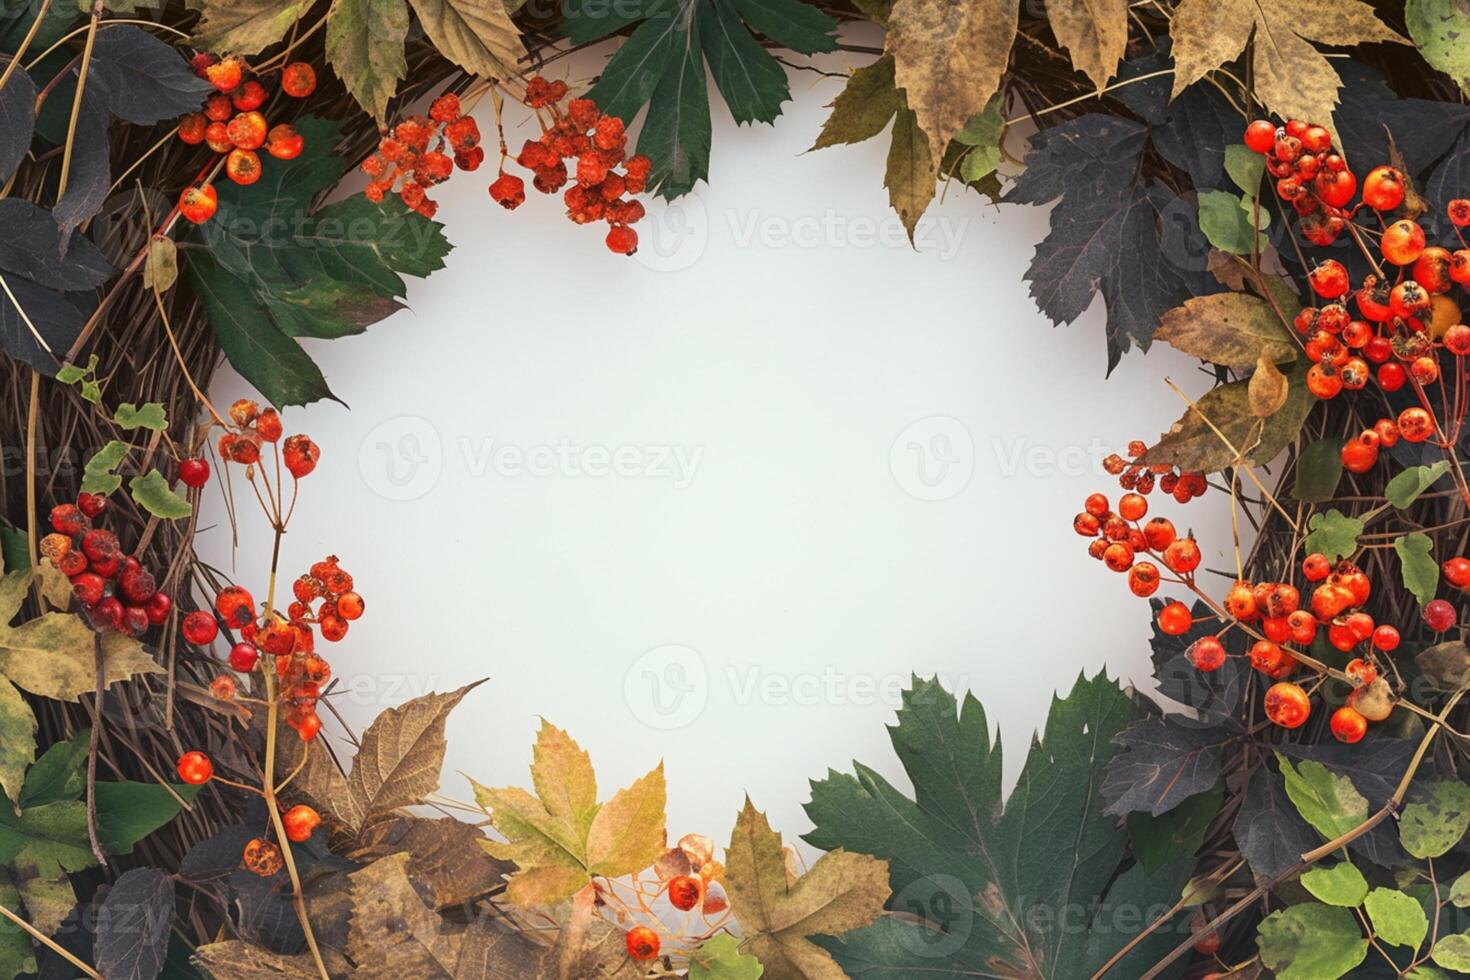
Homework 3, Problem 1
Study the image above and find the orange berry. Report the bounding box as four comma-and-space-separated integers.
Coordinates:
179, 183, 218, 224
1118, 492, 1147, 521
667, 875, 701, 911
1163, 537, 1201, 574
176, 750, 213, 784
178, 112, 207, 144
1264, 682, 1310, 728
205, 57, 242, 93
1157, 601, 1192, 636
281, 62, 316, 98
1128, 562, 1159, 597
225, 148, 262, 185
1330, 706, 1367, 743
242, 838, 284, 876
225, 110, 267, 150
1142, 517, 1175, 551
1186, 636, 1226, 672
1381, 219, 1426, 266
625, 926, 659, 961
266, 123, 303, 160
282, 804, 321, 842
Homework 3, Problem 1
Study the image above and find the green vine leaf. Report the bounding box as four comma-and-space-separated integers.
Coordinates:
128, 470, 192, 520
1198, 190, 1267, 255
1224, 143, 1265, 194
1386, 461, 1450, 508
1292, 438, 1344, 503
1433, 933, 1470, 971
1300, 860, 1368, 907
0, 676, 36, 805
1406, 0, 1470, 90
325, 0, 409, 123
80, 440, 129, 497
114, 401, 167, 431
1364, 887, 1428, 950
1277, 753, 1368, 841
1451, 871, 1470, 908
688, 934, 763, 979
1126, 782, 1223, 873
1399, 780, 1470, 859
1302, 508, 1364, 561
1394, 532, 1439, 607
1257, 903, 1368, 980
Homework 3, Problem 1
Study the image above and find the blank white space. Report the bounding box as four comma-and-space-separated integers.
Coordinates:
203, 49, 1235, 850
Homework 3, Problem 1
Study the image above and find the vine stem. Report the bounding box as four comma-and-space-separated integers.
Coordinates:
56, 0, 105, 203
0, 0, 52, 100
86, 630, 106, 866
0, 904, 101, 978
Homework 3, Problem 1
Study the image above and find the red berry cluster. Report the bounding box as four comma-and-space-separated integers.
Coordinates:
175, 56, 314, 224
1243, 117, 1356, 244
494, 76, 652, 256
1101, 439, 1207, 502
1072, 490, 1200, 596
361, 93, 482, 219
42, 495, 171, 635
216, 398, 318, 478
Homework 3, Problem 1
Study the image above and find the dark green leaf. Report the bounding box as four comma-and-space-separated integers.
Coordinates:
0, 57, 35, 182
0, 527, 27, 573
1126, 782, 1222, 873
635, 4, 711, 198
701, 0, 789, 124
731, 0, 836, 53
93, 781, 199, 855
19, 729, 88, 808
1293, 439, 1344, 502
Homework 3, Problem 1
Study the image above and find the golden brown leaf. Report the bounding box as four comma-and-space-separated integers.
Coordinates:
885, 105, 936, 242
885, 0, 1019, 164
1142, 360, 1310, 472
1047, 0, 1129, 91
406, 0, 523, 81
1154, 293, 1297, 371
350, 812, 513, 909
723, 798, 889, 979
345, 681, 481, 826
1249, 356, 1290, 418
192, 941, 352, 977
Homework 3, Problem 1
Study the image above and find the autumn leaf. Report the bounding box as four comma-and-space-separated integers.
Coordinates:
1047, 0, 1129, 91
884, 105, 935, 241
885, 0, 1018, 164
325, 0, 410, 122
724, 798, 888, 979
1140, 359, 1311, 473
472, 720, 667, 907
1153, 292, 1297, 371
188, 0, 315, 55
407, 0, 524, 82
1169, 0, 1407, 142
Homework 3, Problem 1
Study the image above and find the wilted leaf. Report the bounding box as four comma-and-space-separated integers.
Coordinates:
725, 797, 888, 979
1256, 902, 1368, 979
193, 941, 352, 977
1047, 0, 1127, 91
885, 0, 1018, 164
189, 0, 313, 55
129, 470, 192, 519
407, 0, 522, 81
1406, 0, 1470, 89
325, 0, 409, 122
884, 105, 935, 241
1301, 861, 1368, 907
1416, 639, 1470, 691
1394, 532, 1438, 607
345, 682, 479, 828
349, 813, 513, 909
141, 238, 177, 293
94, 868, 173, 980
1154, 292, 1295, 371
1249, 355, 1290, 419
1277, 753, 1368, 841
810, 56, 899, 151
1365, 887, 1428, 949
1142, 359, 1309, 472
1302, 508, 1363, 560
1292, 439, 1343, 502
1399, 781, 1470, 859
1169, 0, 1406, 144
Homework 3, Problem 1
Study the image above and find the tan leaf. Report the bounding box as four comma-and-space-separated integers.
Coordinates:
407, 0, 523, 81
0, 677, 36, 804
886, 0, 1019, 164
1170, 0, 1407, 141
810, 55, 900, 151
193, 941, 352, 977
34, 563, 72, 609
12, 864, 73, 936
1141, 360, 1311, 472
723, 798, 889, 980
584, 762, 666, 878
1047, 0, 1129, 91
1154, 293, 1298, 371
188, 0, 314, 55
885, 104, 936, 242
349, 812, 513, 909
1249, 356, 1290, 418
345, 681, 481, 826
142, 237, 178, 293
1416, 640, 1469, 691
275, 733, 361, 837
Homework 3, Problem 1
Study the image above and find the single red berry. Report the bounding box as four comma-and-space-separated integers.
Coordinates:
1163, 537, 1201, 574
281, 62, 316, 98
176, 750, 213, 784
282, 804, 321, 842
1424, 599, 1457, 632
179, 458, 210, 488
668, 875, 701, 911
1187, 636, 1226, 672
178, 112, 207, 144
1382, 219, 1426, 266
266, 123, 304, 160
1444, 556, 1470, 589
205, 58, 242, 93
625, 926, 659, 961
1371, 625, 1400, 652
145, 591, 172, 626
1157, 601, 1192, 636
228, 642, 259, 672
1264, 682, 1311, 728
179, 184, 218, 224
282, 434, 319, 478
1309, 260, 1349, 299
1330, 705, 1367, 744
1302, 553, 1331, 581
1244, 120, 1277, 153
489, 172, 526, 210
182, 611, 218, 645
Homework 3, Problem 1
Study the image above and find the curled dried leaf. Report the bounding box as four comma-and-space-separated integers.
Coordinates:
1249, 356, 1289, 418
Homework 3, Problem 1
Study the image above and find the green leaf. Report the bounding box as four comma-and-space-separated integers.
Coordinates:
1406, 0, 1470, 89
1302, 508, 1364, 561
1300, 860, 1369, 907
0, 800, 94, 877
128, 470, 192, 520
631, 4, 712, 199
0, 677, 36, 804
113, 401, 167, 431
54, 353, 96, 385
732, 0, 838, 53
1451, 871, 1470, 908
1140, 359, 1313, 474
80, 439, 128, 495
1293, 439, 1343, 502
1277, 753, 1369, 841
1257, 903, 1368, 979
93, 781, 199, 855
1224, 143, 1265, 194
1153, 291, 1296, 372
0, 872, 36, 976
1433, 933, 1470, 972
701, 0, 790, 124
1198, 189, 1266, 255
79, 380, 100, 403
324, 0, 409, 122
1400, 780, 1470, 859
0, 528, 27, 573
1386, 461, 1450, 508
688, 934, 764, 979
804, 672, 1189, 977
19, 730, 88, 808
1126, 782, 1223, 873
189, 0, 314, 54
1395, 532, 1439, 607
810, 55, 899, 151
1365, 887, 1428, 950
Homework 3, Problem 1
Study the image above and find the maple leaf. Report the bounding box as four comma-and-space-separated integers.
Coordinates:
1169, 0, 1407, 140
884, 0, 1018, 165
722, 798, 888, 979
472, 720, 667, 907
1047, 0, 1129, 92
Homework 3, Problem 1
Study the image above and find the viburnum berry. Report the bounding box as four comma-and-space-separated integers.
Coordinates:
179, 184, 218, 224
216, 586, 256, 629
1142, 517, 1175, 551
71, 573, 105, 606
178, 112, 207, 144
281, 62, 316, 98
1345, 657, 1377, 687
1250, 640, 1292, 678
231, 79, 268, 112
606, 225, 638, 256
1244, 120, 1277, 153
1448, 199, 1470, 227
1424, 598, 1457, 632
1453, 250, 1470, 285
228, 642, 259, 672
625, 926, 659, 961
282, 804, 321, 842
282, 434, 320, 478
1163, 536, 1201, 574
1117, 492, 1147, 521
1397, 407, 1435, 443
1128, 562, 1159, 597
266, 123, 304, 160
1264, 682, 1311, 728
668, 874, 701, 911
1371, 624, 1400, 652
1102, 542, 1134, 572
176, 750, 213, 784
1382, 219, 1427, 266
204, 93, 233, 122
204, 58, 242, 93
226, 110, 267, 150
489, 173, 526, 210
1330, 705, 1368, 744
1444, 556, 1470, 589
49, 503, 83, 536
145, 592, 172, 626
1187, 636, 1226, 672
255, 409, 283, 442
1309, 260, 1349, 299
182, 611, 218, 645
242, 838, 284, 877
1362, 165, 1405, 211
1340, 431, 1378, 473
336, 591, 364, 620
1157, 601, 1192, 636
204, 120, 232, 153
225, 148, 262, 186
178, 457, 210, 488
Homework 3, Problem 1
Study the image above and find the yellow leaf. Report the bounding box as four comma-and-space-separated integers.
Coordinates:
1170, 0, 1407, 141
188, 0, 315, 55
584, 763, 665, 878
1249, 355, 1290, 418
723, 798, 889, 979
885, 0, 1019, 164
1048, 0, 1129, 91
531, 719, 599, 836
885, 104, 936, 242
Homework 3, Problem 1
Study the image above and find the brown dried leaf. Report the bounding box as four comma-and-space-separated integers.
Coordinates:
1047, 0, 1129, 91
1416, 640, 1470, 691
1141, 360, 1310, 472
810, 55, 901, 151
346, 681, 481, 827
188, 0, 314, 56
885, 0, 1019, 164
406, 0, 523, 81
350, 812, 514, 909
885, 104, 936, 242
1249, 356, 1290, 418
1154, 293, 1297, 371
192, 941, 352, 978
142, 237, 178, 293
723, 797, 889, 979
1170, 0, 1407, 142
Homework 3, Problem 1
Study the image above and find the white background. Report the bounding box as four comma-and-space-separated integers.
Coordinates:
202, 47, 1237, 853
